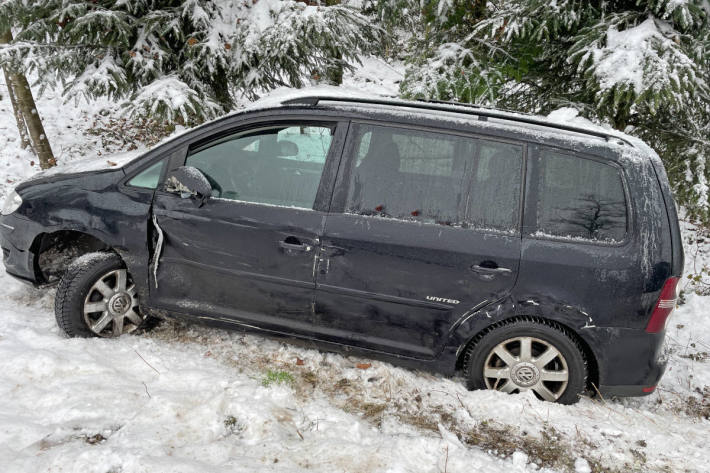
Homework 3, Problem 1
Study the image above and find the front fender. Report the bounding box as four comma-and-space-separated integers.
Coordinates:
13, 175, 154, 297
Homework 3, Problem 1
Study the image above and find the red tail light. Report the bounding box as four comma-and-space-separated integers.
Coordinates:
645, 277, 680, 333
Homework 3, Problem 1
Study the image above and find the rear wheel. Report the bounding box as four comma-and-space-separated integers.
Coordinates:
464, 319, 587, 404
55, 252, 153, 338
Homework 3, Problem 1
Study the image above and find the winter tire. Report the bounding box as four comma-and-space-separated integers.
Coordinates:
464, 319, 587, 404
55, 252, 153, 338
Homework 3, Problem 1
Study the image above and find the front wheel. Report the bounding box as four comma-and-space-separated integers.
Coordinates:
464, 319, 588, 404
55, 252, 152, 338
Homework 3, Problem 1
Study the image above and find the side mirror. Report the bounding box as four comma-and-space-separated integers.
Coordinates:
164, 166, 213, 206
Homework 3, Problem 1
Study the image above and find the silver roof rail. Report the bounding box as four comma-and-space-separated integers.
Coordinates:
281, 95, 633, 147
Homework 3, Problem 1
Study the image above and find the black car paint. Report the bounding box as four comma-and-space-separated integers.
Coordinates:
0, 105, 683, 397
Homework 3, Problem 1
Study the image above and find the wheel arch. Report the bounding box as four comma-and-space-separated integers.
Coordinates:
455, 315, 600, 392
31, 229, 125, 284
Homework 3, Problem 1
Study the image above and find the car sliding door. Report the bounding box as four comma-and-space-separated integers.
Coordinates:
314, 123, 524, 359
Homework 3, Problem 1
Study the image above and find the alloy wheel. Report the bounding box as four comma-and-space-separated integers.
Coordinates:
483, 336, 569, 401
83, 269, 143, 337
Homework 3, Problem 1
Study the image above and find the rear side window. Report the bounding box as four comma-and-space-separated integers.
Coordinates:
345, 124, 523, 232
536, 150, 627, 242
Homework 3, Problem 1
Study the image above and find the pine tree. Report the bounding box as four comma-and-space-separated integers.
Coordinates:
382, 0, 710, 223
0, 0, 383, 125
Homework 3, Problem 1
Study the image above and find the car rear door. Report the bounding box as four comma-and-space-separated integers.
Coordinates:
149, 119, 346, 336
313, 123, 524, 359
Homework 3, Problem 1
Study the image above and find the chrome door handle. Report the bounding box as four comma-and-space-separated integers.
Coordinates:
471, 264, 512, 274
279, 240, 312, 253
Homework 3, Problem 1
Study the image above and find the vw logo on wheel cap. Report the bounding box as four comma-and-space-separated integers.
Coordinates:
511, 362, 540, 387
109, 293, 131, 314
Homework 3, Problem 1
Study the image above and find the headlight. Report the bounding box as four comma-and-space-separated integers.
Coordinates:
1, 190, 23, 215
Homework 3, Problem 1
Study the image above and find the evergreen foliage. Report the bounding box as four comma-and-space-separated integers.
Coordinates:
0, 0, 382, 125
382, 0, 710, 223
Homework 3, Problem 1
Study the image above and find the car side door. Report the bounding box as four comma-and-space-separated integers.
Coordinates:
313, 122, 525, 359
149, 118, 347, 336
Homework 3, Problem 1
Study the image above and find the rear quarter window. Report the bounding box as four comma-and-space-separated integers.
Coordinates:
536, 150, 627, 243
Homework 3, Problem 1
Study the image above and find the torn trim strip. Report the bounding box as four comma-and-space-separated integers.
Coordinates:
151, 214, 164, 289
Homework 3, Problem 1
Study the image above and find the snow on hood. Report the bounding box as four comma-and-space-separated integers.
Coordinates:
22, 149, 145, 184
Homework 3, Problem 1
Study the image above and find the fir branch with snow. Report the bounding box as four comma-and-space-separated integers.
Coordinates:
0, 0, 384, 125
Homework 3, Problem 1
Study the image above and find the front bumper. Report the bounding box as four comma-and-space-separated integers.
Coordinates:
1, 214, 41, 284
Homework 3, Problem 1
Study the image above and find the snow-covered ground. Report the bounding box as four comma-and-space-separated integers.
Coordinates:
1, 59, 709, 473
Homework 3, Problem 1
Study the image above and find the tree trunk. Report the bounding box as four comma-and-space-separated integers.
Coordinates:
1, 29, 56, 168
0, 29, 31, 149
2, 67, 31, 149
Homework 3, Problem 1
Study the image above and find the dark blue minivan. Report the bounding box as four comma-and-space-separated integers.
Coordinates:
0, 96, 683, 404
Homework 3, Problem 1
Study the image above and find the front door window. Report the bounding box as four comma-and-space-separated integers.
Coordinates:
186, 124, 335, 209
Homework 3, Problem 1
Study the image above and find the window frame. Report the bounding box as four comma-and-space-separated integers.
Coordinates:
330, 119, 528, 236
524, 145, 633, 247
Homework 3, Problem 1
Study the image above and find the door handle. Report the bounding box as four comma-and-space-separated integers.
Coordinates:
471, 263, 512, 274
279, 239, 313, 253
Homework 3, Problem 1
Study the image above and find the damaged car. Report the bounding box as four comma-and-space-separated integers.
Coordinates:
1, 95, 683, 404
